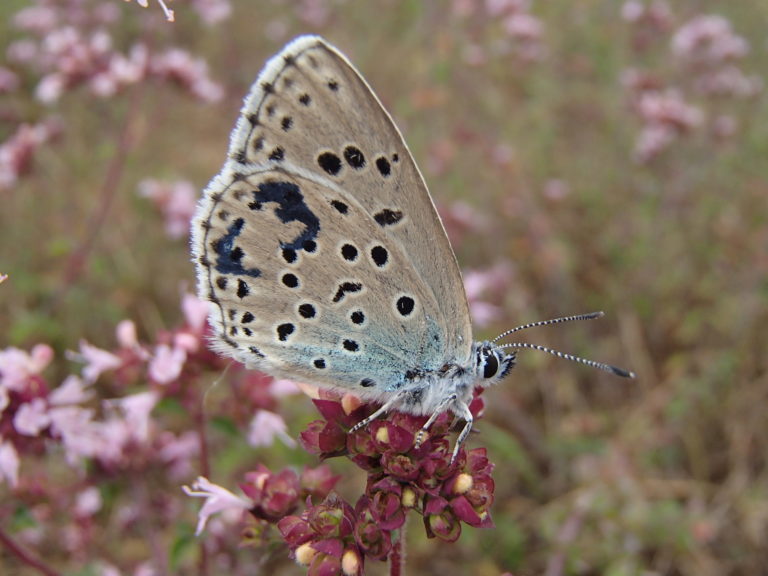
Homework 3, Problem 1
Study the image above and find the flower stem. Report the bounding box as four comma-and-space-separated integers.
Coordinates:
0, 525, 61, 576
389, 519, 406, 576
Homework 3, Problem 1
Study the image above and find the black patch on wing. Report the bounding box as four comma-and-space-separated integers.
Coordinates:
252, 181, 320, 251
212, 218, 261, 278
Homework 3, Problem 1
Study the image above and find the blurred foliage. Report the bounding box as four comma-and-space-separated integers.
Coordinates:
1, 0, 767, 575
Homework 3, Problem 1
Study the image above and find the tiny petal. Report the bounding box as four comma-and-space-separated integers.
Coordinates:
181, 293, 210, 332
0, 437, 20, 487
148, 344, 186, 384
182, 476, 252, 536
116, 320, 139, 348
13, 398, 50, 436
248, 410, 296, 448
76, 341, 122, 382
49, 375, 92, 406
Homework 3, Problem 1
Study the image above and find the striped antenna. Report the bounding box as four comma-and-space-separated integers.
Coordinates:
495, 342, 635, 378
491, 311, 605, 343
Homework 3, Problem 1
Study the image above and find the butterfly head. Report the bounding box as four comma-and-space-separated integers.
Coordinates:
473, 341, 516, 386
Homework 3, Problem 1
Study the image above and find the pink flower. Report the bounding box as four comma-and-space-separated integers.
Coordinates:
248, 410, 297, 448
108, 391, 159, 443
75, 486, 102, 517
0, 437, 20, 487
149, 49, 223, 102
672, 15, 748, 64
182, 476, 253, 535
73, 340, 123, 383
463, 264, 513, 328
270, 379, 301, 397
49, 375, 92, 405
116, 320, 141, 350
48, 406, 103, 465
13, 398, 50, 436
158, 431, 199, 480
191, 0, 232, 25
0, 344, 53, 391
148, 344, 186, 384
138, 179, 197, 240
182, 293, 210, 333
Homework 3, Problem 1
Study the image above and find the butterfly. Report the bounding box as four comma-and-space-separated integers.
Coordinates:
191, 35, 634, 461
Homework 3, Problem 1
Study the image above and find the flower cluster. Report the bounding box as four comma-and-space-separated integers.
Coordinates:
621, 4, 762, 162
0, 293, 298, 484
672, 15, 762, 98
290, 397, 494, 572
183, 394, 496, 575
452, 0, 545, 66
7, 1, 224, 104
1, 0, 226, 193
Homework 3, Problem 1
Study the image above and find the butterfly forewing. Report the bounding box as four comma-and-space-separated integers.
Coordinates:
193, 36, 473, 392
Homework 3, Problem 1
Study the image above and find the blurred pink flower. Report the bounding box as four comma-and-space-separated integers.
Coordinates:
158, 431, 199, 480
270, 379, 301, 397
49, 375, 93, 405
148, 344, 186, 384
109, 391, 159, 443
248, 410, 297, 448
182, 293, 210, 333
0, 438, 20, 487
191, 0, 232, 25
138, 179, 197, 240
486, 0, 530, 17
75, 486, 102, 517
692, 65, 762, 97
13, 398, 50, 436
463, 264, 513, 328
621, 0, 672, 28
637, 89, 702, 130
116, 319, 139, 349
672, 15, 748, 63
0, 344, 54, 391
48, 405, 102, 465
74, 340, 123, 383
543, 179, 570, 201
173, 332, 200, 353
182, 476, 253, 536
634, 124, 674, 163
294, 0, 331, 27
0, 120, 62, 189
149, 49, 223, 102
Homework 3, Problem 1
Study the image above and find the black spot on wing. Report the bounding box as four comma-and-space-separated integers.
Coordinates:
332, 282, 362, 303
374, 209, 403, 227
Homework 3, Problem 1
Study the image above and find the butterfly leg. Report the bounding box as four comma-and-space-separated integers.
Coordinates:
414, 393, 457, 449
348, 390, 408, 433
450, 401, 474, 464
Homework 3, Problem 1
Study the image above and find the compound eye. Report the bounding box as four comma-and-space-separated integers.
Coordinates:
483, 352, 499, 379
